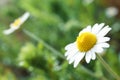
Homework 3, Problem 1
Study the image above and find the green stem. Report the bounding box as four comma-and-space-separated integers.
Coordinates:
80, 64, 107, 80
23, 29, 65, 59
96, 54, 120, 80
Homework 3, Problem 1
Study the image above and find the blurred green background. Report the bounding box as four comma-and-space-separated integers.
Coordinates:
0, 0, 120, 80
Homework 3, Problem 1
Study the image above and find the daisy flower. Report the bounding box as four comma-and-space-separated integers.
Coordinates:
105, 7, 118, 18
3, 12, 30, 35
82, 0, 94, 5
65, 23, 111, 68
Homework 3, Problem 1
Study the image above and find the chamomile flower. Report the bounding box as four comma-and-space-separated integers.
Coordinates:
65, 23, 111, 68
82, 0, 94, 5
105, 7, 118, 18
3, 12, 30, 35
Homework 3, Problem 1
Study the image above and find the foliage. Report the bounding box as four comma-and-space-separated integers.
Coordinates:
0, 0, 120, 80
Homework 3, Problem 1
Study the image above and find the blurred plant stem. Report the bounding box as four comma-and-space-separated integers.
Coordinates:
96, 54, 120, 80
80, 65, 107, 80
23, 29, 107, 79
23, 29, 65, 59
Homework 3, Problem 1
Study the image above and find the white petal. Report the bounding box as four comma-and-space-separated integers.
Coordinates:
3, 28, 16, 35
65, 51, 70, 57
66, 49, 78, 60
91, 52, 96, 60
73, 52, 85, 68
92, 23, 105, 34
10, 12, 30, 29
20, 12, 30, 23
65, 50, 72, 57
65, 42, 76, 50
97, 37, 110, 43
79, 25, 91, 35
85, 51, 92, 63
65, 45, 78, 56
91, 23, 99, 34
97, 25, 111, 37
69, 52, 79, 64
97, 43, 110, 48
84, 25, 92, 32
94, 45, 104, 53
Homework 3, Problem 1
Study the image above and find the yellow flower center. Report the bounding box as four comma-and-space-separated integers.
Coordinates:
13, 18, 21, 27
76, 32, 97, 52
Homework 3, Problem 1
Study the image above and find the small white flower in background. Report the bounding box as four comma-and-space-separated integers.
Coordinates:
3, 12, 30, 35
105, 7, 119, 18
65, 23, 111, 68
82, 0, 94, 5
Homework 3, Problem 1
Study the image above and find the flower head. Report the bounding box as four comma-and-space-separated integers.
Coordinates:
82, 0, 94, 5
105, 7, 118, 18
65, 23, 111, 68
3, 12, 30, 35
